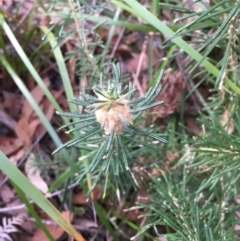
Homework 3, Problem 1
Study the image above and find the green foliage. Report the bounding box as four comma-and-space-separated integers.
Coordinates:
42, 0, 112, 80
127, 1, 240, 240
1, 0, 240, 240
170, 0, 240, 85
136, 167, 239, 241
53, 63, 167, 192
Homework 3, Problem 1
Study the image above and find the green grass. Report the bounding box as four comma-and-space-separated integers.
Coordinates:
0, 0, 240, 240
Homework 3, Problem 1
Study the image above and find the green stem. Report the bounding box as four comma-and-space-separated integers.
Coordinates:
113, 0, 240, 95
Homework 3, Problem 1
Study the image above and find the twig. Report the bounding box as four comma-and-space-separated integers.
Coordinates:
0, 182, 79, 213
132, 36, 148, 97
68, 0, 100, 75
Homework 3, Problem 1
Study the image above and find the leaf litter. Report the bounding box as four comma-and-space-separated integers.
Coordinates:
0, 0, 236, 240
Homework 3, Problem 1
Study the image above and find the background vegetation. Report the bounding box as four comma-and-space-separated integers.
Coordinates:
0, 0, 240, 240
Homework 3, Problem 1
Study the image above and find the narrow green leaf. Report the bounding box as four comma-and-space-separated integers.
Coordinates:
52, 128, 101, 155
172, 0, 231, 38
215, 30, 233, 87
130, 100, 165, 113
88, 140, 108, 172
94, 202, 121, 241
106, 127, 114, 151
116, 135, 129, 170
12, 182, 55, 241
115, 0, 240, 94
56, 111, 94, 118
159, 3, 194, 13
40, 26, 77, 113
0, 13, 69, 125
129, 125, 168, 143
127, 97, 145, 105
58, 120, 83, 131
66, 120, 97, 134
0, 56, 75, 170
68, 98, 89, 106
119, 115, 133, 134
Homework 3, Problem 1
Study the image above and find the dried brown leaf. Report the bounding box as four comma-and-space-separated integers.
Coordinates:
186, 116, 202, 135
73, 188, 103, 204
152, 69, 185, 120
15, 79, 50, 148
25, 153, 48, 194
31, 211, 73, 241
221, 109, 234, 134
9, 149, 25, 165
0, 136, 23, 156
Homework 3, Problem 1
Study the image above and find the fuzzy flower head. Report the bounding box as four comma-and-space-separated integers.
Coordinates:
53, 63, 167, 178
91, 76, 135, 135
95, 97, 133, 135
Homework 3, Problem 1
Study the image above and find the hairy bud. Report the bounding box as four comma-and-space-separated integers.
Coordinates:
95, 98, 133, 135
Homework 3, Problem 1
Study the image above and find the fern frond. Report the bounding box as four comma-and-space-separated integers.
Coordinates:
0, 214, 26, 241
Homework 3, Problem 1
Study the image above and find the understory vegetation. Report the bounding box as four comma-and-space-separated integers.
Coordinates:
0, 0, 240, 241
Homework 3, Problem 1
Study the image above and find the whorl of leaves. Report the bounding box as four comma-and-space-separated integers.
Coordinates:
53, 63, 167, 189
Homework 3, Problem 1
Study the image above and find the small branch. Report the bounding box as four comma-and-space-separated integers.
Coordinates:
68, 0, 100, 75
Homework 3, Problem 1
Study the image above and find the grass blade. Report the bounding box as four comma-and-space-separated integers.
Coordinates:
114, 0, 240, 94
0, 56, 75, 169
0, 151, 85, 241
40, 26, 77, 113
0, 13, 69, 124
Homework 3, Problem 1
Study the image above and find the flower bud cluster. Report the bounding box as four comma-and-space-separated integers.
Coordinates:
95, 97, 133, 135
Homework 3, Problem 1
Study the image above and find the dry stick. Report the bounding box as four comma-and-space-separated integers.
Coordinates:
132, 36, 148, 97
27, 217, 105, 234
109, 28, 125, 59
0, 182, 79, 213
228, 15, 238, 90
175, 55, 202, 112
67, 0, 96, 202
109, 15, 134, 59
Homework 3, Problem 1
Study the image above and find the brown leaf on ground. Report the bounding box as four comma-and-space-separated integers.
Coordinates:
31, 211, 74, 241
36, 87, 63, 135
166, 151, 179, 163
121, 204, 146, 221
66, 42, 77, 86
25, 153, 48, 194
221, 109, 234, 134
15, 79, 50, 148
73, 188, 103, 205
0, 177, 28, 217
54, 95, 69, 111
105, 183, 150, 221
9, 149, 25, 165
14, 118, 31, 148
99, 29, 135, 59
23, 79, 50, 119
0, 136, 23, 156
106, 198, 146, 222
2, 91, 23, 120
0, 104, 17, 131
186, 116, 202, 135
0, 176, 15, 204
123, 36, 163, 75
135, 189, 151, 205
152, 69, 185, 120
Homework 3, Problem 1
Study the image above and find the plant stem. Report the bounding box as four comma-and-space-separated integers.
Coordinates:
68, 0, 100, 75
